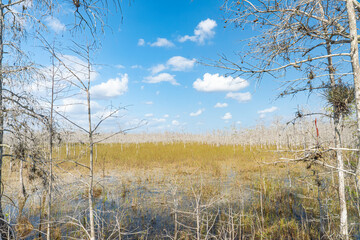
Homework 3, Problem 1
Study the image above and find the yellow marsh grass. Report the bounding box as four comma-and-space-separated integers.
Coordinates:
56, 142, 302, 177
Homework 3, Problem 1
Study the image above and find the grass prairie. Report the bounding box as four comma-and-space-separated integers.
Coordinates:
57, 142, 293, 176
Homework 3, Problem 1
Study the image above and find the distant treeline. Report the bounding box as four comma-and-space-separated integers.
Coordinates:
52, 117, 356, 148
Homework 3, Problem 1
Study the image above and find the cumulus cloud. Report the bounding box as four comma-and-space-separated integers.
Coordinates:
226, 92, 252, 102
164, 114, 169, 118
131, 65, 142, 69
172, 120, 180, 126
258, 106, 278, 118
179, 18, 217, 44
29, 54, 98, 98
116, 64, 125, 69
144, 101, 153, 105
145, 113, 154, 117
57, 98, 101, 115
45, 16, 66, 33
214, 102, 228, 108
148, 56, 196, 76
153, 118, 166, 123
149, 64, 167, 75
150, 38, 175, 48
193, 73, 249, 92
90, 74, 128, 98
167, 56, 196, 71
222, 112, 232, 120
258, 106, 278, 114
48, 54, 99, 83
144, 73, 179, 85
138, 38, 145, 46
190, 108, 204, 117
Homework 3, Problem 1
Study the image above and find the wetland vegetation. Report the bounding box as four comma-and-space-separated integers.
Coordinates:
4, 122, 360, 239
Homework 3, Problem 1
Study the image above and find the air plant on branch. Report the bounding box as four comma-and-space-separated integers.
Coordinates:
323, 83, 355, 116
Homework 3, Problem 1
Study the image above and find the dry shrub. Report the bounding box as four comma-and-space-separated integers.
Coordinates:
260, 219, 305, 240
50, 227, 62, 240
83, 186, 103, 199
16, 216, 33, 239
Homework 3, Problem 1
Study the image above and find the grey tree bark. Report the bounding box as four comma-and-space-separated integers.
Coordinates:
346, 0, 360, 213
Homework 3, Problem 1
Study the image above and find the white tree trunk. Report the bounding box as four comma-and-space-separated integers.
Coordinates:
335, 116, 348, 239
347, 0, 360, 203
86, 47, 95, 240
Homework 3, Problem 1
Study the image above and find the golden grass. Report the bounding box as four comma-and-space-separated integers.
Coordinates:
55, 142, 302, 178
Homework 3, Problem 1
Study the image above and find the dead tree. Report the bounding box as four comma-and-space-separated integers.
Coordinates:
0, 0, 123, 238
216, 0, 359, 238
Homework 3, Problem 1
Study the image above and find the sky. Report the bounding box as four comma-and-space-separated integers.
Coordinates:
26, 0, 324, 133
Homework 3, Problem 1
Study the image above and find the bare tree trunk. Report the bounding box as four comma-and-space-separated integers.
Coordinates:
325, 39, 348, 239
0, 2, 7, 238
47, 53, 55, 240
88, 93, 95, 240
86, 46, 95, 240
334, 115, 348, 239
346, 0, 360, 210
20, 160, 26, 198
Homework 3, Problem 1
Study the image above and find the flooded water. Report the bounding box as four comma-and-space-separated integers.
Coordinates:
3, 169, 249, 239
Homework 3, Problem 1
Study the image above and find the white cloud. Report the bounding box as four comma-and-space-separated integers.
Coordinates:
190, 108, 204, 117
45, 16, 66, 33
153, 118, 166, 123
150, 38, 175, 48
148, 56, 196, 75
214, 102, 228, 108
149, 64, 167, 75
167, 56, 196, 71
258, 106, 278, 114
138, 38, 145, 46
42, 54, 98, 84
90, 74, 128, 98
222, 112, 232, 120
164, 114, 169, 118
144, 73, 179, 85
172, 120, 180, 126
145, 113, 154, 117
179, 18, 217, 44
226, 92, 252, 102
131, 65, 142, 69
193, 73, 249, 92
57, 97, 101, 115
258, 106, 278, 118
144, 101, 153, 105
116, 64, 125, 69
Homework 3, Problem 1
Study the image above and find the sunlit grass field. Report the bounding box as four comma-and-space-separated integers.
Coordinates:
57, 142, 297, 177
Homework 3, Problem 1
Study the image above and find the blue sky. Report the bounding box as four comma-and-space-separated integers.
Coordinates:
29, 0, 323, 133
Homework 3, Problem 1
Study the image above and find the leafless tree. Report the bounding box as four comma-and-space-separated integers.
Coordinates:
39, 38, 133, 239
215, 0, 360, 238
0, 0, 124, 237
